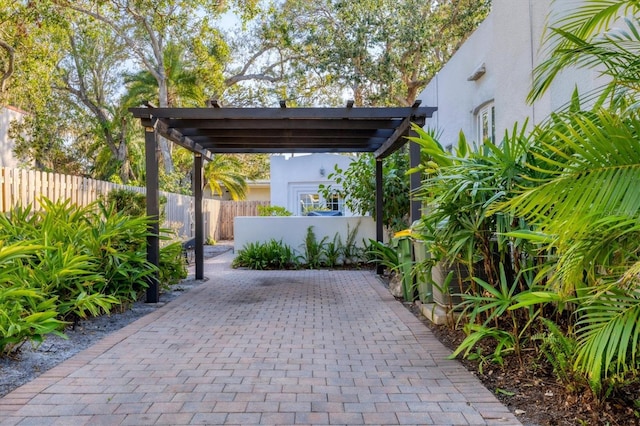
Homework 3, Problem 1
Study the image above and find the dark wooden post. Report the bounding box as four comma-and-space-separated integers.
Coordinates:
375, 158, 384, 275
194, 153, 204, 280
409, 130, 421, 224
144, 125, 160, 303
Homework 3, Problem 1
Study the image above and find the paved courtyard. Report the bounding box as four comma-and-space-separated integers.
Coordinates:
0, 252, 521, 425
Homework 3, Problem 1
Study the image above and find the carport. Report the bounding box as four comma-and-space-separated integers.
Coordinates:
130, 101, 436, 302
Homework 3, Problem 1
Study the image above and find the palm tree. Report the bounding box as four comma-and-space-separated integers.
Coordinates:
122, 43, 206, 108
204, 155, 248, 201
501, 0, 640, 396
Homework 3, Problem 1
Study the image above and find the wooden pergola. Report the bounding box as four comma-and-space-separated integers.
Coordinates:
130, 101, 436, 302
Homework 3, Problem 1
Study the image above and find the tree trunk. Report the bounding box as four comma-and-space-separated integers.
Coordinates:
157, 78, 174, 174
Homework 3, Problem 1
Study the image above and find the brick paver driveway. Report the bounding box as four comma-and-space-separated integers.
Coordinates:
0, 253, 521, 425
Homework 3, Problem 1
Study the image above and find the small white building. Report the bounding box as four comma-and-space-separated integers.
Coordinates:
270, 153, 355, 216
418, 0, 607, 146
0, 106, 27, 168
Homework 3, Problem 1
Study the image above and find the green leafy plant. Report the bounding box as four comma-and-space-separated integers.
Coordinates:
299, 226, 328, 269
0, 195, 188, 355
366, 239, 399, 272
573, 284, 640, 396
232, 240, 298, 270
159, 241, 188, 289
257, 205, 292, 216
452, 264, 539, 362
341, 222, 363, 265
0, 287, 66, 356
324, 233, 343, 268
534, 318, 580, 390
319, 149, 411, 232
104, 188, 147, 217
86, 202, 155, 304
0, 243, 68, 355
103, 188, 167, 220
451, 323, 515, 368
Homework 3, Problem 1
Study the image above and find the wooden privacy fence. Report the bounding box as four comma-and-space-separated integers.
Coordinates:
0, 167, 252, 240
218, 200, 270, 240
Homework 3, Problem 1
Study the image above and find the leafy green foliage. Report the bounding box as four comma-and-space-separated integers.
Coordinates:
573, 285, 640, 396
257, 205, 292, 216
159, 241, 188, 288
412, 122, 534, 295
319, 151, 410, 232
417, 1, 640, 402
0, 196, 186, 355
204, 155, 248, 200
299, 226, 328, 269
341, 222, 364, 266
323, 233, 343, 269
104, 189, 147, 218
534, 318, 580, 390
0, 243, 67, 355
232, 240, 298, 270
233, 225, 367, 270
264, 0, 489, 105
366, 239, 399, 272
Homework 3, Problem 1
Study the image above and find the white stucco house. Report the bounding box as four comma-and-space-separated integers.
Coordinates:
418, 0, 607, 146
0, 105, 27, 168
270, 153, 355, 216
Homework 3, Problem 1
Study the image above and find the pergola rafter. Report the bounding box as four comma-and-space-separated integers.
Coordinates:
130, 102, 436, 302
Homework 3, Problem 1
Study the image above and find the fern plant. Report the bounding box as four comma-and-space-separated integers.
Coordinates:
534, 318, 580, 390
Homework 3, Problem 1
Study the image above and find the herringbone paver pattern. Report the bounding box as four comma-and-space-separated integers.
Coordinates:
0, 253, 521, 425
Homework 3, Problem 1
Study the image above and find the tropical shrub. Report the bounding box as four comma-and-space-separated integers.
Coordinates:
257, 205, 292, 216
413, 0, 640, 401
159, 241, 188, 288
411, 123, 534, 302
319, 149, 411, 232
104, 188, 147, 217
323, 233, 342, 268
232, 240, 298, 270
299, 226, 328, 269
0, 243, 67, 355
104, 188, 167, 220
366, 239, 399, 273
0, 196, 187, 355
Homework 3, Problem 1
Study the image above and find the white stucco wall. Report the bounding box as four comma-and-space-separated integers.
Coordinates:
270, 153, 355, 216
234, 216, 376, 253
418, 0, 608, 147
0, 106, 26, 168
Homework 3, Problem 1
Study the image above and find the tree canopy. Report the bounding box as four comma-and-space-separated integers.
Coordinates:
1, 0, 489, 192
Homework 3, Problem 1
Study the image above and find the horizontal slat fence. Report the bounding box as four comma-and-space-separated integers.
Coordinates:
0, 167, 267, 241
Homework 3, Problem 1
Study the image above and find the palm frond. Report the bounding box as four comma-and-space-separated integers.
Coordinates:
574, 284, 640, 394
204, 155, 248, 200
531, 1, 640, 103
502, 109, 640, 238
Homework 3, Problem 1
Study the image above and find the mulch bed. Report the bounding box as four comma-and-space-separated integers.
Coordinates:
404, 302, 640, 426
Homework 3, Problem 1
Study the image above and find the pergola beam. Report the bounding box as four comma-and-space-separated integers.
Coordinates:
179, 128, 396, 139
131, 106, 434, 120
164, 119, 403, 130
154, 119, 214, 162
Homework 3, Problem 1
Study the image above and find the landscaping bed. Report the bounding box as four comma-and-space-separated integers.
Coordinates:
406, 302, 639, 426
0, 243, 231, 398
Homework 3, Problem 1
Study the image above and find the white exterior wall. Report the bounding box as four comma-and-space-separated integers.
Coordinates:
419, 0, 607, 147
234, 216, 375, 253
270, 153, 355, 216
0, 106, 26, 168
